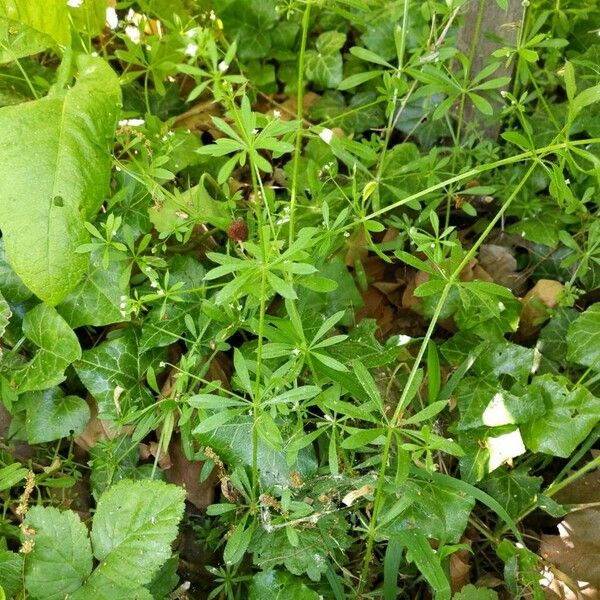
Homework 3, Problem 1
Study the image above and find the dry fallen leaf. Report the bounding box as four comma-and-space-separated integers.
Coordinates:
164, 433, 216, 510
539, 469, 600, 598
518, 279, 564, 340
478, 244, 527, 294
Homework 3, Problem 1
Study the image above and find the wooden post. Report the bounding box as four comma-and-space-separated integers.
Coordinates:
457, 0, 525, 138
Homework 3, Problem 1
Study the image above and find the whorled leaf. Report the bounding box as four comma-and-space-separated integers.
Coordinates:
0, 55, 121, 305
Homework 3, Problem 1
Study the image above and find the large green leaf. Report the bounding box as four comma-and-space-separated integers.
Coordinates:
78, 480, 185, 594
8, 304, 81, 393
520, 374, 600, 457
0, 55, 121, 305
23, 388, 90, 444
0, 0, 69, 63
193, 416, 317, 489
567, 303, 600, 369
24, 506, 93, 600
74, 328, 163, 419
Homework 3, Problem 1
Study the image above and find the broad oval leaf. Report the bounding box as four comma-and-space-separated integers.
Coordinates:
567, 303, 600, 369
0, 55, 121, 305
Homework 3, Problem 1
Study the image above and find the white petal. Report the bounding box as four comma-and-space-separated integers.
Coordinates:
105, 6, 119, 29
486, 429, 526, 472
319, 128, 334, 144
482, 392, 515, 427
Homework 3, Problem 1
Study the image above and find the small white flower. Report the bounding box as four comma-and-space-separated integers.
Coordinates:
105, 6, 118, 29
125, 24, 141, 44
273, 109, 281, 118
67, 0, 83, 7
251, 128, 258, 134
396, 334, 412, 346
185, 43, 198, 57
157, 289, 165, 296
319, 128, 334, 144
209, 10, 216, 21
150, 281, 159, 288
218, 60, 229, 73
118, 118, 145, 127
91, 51, 98, 57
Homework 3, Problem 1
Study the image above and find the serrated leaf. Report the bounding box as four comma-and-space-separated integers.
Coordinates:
9, 304, 81, 393
567, 303, 600, 368
0, 55, 121, 304
80, 480, 185, 593
24, 388, 90, 444
74, 328, 163, 419
23, 506, 93, 600
480, 467, 542, 519
0, 550, 23, 598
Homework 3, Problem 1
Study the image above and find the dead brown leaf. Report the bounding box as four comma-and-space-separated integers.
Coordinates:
479, 244, 527, 294
164, 433, 217, 510
450, 546, 472, 592
518, 279, 564, 340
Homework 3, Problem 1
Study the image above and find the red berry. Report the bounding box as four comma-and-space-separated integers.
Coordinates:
227, 218, 248, 242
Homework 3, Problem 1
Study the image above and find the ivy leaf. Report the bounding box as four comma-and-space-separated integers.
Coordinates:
480, 467, 542, 519
23, 506, 93, 600
0, 55, 121, 305
249, 569, 320, 600
23, 388, 90, 444
57, 252, 129, 328
0, 0, 69, 63
78, 480, 185, 595
305, 32, 346, 89
252, 512, 352, 581
148, 178, 230, 236
9, 304, 81, 393
139, 255, 205, 351
74, 328, 164, 419
520, 374, 600, 457
194, 416, 317, 489
380, 478, 475, 545
567, 303, 600, 369
453, 584, 499, 599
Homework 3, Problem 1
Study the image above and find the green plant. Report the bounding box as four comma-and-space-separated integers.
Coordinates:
1, 0, 600, 598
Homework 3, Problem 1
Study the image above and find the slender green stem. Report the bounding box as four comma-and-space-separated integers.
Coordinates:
288, 0, 312, 246
371, 0, 410, 212
357, 161, 537, 594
